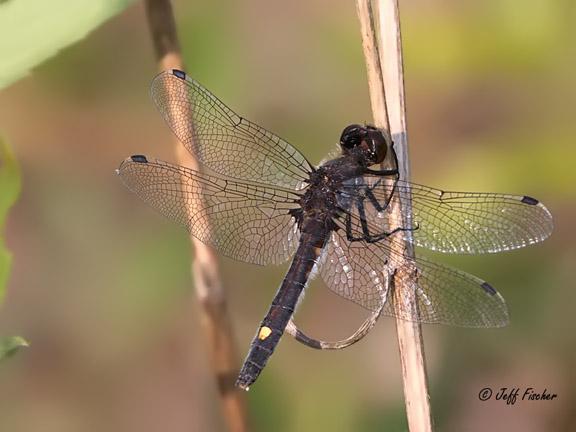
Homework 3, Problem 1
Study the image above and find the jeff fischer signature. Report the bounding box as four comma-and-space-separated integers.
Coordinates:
478, 387, 558, 405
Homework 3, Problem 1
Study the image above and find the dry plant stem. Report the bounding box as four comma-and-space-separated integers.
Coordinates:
355, 0, 391, 134
144, 1, 249, 432
356, 1, 433, 431
377, 2, 432, 430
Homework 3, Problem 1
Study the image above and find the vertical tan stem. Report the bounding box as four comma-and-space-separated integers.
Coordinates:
355, 0, 391, 137
143, 2, 249, 431
355, 1, 433, 431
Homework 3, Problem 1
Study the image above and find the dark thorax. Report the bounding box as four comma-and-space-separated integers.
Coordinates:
301, 156, 366, 219
293, 124, 389, 237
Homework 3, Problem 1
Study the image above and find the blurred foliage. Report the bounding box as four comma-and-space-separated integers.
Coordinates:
353, 401, 408, 432
404, 0, 575, 78
247, 375, 293, 432
0, 138, 27, 361
0, 336, 28, 361
0, 0, 138, 89
0, 137, 20, 302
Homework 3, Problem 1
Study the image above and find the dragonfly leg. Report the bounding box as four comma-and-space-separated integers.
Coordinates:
364, 225, 417, 244
364, 143, 401, 177
365, 186, 385, 212
345, 211, 360, 241
364, 168, 399, 176
364, 173, 400, 215
357, 199, 410, 242
345, 208, 370, 242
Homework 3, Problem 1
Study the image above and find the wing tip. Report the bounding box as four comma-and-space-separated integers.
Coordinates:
151, 69, 189, 88
521, 195, 539, 205
171, 69, 187, 80
523, 196, 554, 240
481, 281, 497, 296
117, 154, 151, 174
129, 154, 149, 164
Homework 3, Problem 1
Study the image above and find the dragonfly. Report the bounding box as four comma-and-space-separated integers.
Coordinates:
117, 69, 553, 391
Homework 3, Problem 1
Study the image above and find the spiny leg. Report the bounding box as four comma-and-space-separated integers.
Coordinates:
345, 199, 416, 243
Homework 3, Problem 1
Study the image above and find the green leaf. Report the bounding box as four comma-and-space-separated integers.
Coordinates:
0, 137, 20, 303
0, 139, 26, 362
0, 336, 29, 361
0, 0, 138, 89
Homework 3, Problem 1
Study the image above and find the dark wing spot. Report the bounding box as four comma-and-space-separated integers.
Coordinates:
130, 155, 148, 163
172, 69, 187, 80
481, 282, 497, 296
521, 195, 539, 205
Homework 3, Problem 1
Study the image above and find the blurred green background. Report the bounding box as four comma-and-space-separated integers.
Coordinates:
0, 0, 574, 431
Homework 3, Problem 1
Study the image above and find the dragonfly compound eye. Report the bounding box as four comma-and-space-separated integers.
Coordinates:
365, 128, 388, 164
340, 124, 365, 149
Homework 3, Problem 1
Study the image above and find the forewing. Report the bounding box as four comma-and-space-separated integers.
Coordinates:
117, 156, 301, 265
342, 175, 553, 254
150, 70, 313, 190
319, 227, 509, 328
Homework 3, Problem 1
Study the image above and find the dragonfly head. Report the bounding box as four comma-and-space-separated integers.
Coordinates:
339, 124, 387, 165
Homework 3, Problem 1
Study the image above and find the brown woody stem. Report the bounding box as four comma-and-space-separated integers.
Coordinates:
355, 1, 433, 431
143, 1, 249, 431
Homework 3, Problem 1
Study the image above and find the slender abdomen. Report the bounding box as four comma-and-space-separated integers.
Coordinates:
236, 218, 329, 390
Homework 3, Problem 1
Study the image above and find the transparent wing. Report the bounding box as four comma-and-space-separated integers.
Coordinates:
339, 175, 554, 254
150, 69, 313, 190
319, 226, 509, 328
117, 155, 302, 265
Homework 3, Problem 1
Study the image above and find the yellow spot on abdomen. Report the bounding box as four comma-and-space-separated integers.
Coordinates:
258, 326, 272, 340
